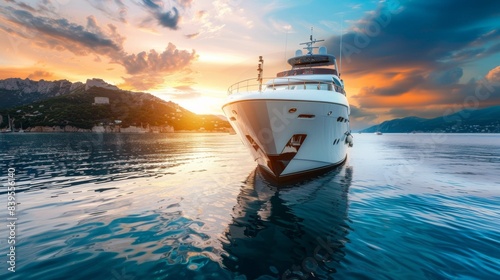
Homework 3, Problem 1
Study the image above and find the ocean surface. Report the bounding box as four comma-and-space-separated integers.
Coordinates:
0, 132, 499, 280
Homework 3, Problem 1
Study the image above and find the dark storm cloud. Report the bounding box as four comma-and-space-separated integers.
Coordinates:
349, 104, 380, 130
157, 7, 180, 29
350, 105, 378, 120
431, 67, 463, 86
327, 0, 500, 73
325, 0, 500, 119
141, 0, 181, 30
1, 7, 123, 57
142, 0, 163, 9
435, 78, 500, 106
380, 73, 426, 96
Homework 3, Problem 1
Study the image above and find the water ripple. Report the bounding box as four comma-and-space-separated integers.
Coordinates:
1, 133, 499, 279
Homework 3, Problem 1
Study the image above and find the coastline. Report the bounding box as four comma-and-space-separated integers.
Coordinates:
1, 125, 234, 134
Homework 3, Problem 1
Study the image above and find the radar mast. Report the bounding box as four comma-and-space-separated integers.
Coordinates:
300, 27, 324, 55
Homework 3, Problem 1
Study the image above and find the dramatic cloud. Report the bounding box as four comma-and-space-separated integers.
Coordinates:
324, 0, 500, 123
122, 43, 196, 75
4, 0, 36, 13
157, 7, 180, 29
431, 67, 464, 86
140, 0, 181, 30
347, 105, 380, 130
486, 66, 500, 84
142, 0, 162, 9
0, 6, 196, 90
6, 0, 77, 17
0, 7, 124, 58
331, 0, 500, 72
374, 72, 426, 97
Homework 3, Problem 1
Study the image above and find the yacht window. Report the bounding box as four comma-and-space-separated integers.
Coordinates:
318, 84, 330, 90
266, 82, 334, 91
265, 85, 288, 91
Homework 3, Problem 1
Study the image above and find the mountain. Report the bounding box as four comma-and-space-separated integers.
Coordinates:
361, 106, 500, 133
0, 78, 130, 109
0, 78, 230, 132
0, 78, 84, 109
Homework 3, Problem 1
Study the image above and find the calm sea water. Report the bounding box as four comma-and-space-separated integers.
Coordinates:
0, 133, 499, 279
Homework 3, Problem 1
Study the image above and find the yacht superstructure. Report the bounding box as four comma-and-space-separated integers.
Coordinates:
222, 36, 353, 181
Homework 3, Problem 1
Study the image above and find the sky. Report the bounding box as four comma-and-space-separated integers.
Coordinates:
0, 0, 499, 129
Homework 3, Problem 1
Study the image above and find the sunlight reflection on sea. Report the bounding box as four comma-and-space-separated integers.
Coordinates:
0, 133, 498, 279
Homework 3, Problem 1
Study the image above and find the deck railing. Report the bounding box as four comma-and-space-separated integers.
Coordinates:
227, 77, 346, 96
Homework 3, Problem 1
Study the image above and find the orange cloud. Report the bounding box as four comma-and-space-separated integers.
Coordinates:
0, 6, 197, 91
353, 89, 437, 108
27, 70, 55, 80
486, 66, 500, 83
0, 67, 57, 81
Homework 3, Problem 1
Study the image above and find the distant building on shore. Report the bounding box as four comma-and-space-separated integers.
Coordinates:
93, 97, 109, 105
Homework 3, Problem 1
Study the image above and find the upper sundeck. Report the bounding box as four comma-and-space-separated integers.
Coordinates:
277, 67, 337, 77
228, 75, 345, 96
280, 36, 340, 77
227, 35, 345, 96
287, 52, 336, 68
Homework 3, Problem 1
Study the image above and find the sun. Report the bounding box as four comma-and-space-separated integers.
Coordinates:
150, 87, 226, 116
176, 96, 225, 115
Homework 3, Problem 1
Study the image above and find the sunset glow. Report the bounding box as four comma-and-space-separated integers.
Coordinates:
1, 0, 499, 129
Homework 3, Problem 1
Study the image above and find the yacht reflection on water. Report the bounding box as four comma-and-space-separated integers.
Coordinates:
221, 165, 353, 279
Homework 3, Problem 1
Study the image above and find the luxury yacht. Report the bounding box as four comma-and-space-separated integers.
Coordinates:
222, 36, 353, 181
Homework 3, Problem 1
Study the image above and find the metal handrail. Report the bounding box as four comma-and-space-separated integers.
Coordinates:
227, 77, 346, 96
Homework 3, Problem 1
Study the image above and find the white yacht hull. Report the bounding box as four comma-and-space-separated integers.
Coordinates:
222, 90, 351, 180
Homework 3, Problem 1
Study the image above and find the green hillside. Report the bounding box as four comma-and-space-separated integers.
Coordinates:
0, 87, 230, 131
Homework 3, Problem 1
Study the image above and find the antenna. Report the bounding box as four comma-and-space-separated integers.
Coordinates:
339, 17, 343, 75
300, 27, 324, 55
284, 28, 288, 68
